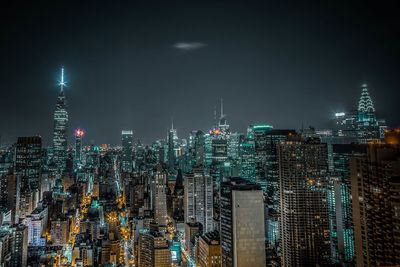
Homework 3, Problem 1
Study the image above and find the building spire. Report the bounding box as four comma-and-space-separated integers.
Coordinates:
171, 117, 174, 130
358, 83, 375, 113
220, 98, 224, 118
59, 66, 65, 92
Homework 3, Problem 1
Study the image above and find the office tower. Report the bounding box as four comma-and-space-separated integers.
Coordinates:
121, 130, 133, 173
152, 165, 167, 226
15, 136, 42, 191
138, 229, 170, 267
168, 122, 177, 171
74, 129, 84, 169
184, 168, 213, 233
220, 177, 266, 267
26, 204, 48, 246
196, 231, 222, 267
350, 144, 400, 266
210, 138, 228, 189
227, 132, 241, 161
0, 229, 12, 265
238, 139, 256, 182
10, 224, 28, 267
172, 169, 184, 221
0, 169, 20, 224
51, 218, 69, 246
252, 124, 274, 192
332, 111, 358, 138
193, 130, 205, 167
279, 140, 331, 266
263, 130, 296, 257
185, 218, 201, 258
53, 67, 69, 175
326, 144, 366, 263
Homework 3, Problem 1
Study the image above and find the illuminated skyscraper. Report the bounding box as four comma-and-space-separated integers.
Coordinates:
167, 122, 177, 172
350, 144, 400, 266
121, 130, 133, 173
356, 83, 381, 143
52, 67, 68, 175
74, 129, 85, 169
253, 124, 274, 192
15, 136, 42, 192
184, 167, 213, 233
220, 177, 266, 267
264, 129, 297, 265
152, 165, 167, 226
279, 140, 331, 266
238, 140, 256, 182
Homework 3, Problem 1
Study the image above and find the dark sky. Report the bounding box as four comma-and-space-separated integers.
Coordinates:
1, 1, 399, 146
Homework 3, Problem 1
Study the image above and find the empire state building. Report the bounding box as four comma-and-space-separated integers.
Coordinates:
52, 67, 68, 175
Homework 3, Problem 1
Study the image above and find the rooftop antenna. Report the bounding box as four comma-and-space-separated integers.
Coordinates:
214, 105, 217, 128
220, 98, 224, 118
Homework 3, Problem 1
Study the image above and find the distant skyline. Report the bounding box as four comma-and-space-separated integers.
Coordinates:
1, 1, 399, 145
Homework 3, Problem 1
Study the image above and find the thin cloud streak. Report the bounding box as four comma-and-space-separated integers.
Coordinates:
172, 42, 207, 51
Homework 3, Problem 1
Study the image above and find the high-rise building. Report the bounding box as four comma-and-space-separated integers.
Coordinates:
326, 143, 366, 264
138, 229, 170, 267
10, 224, 28, 267
263, 129, 296, 263
53, 67, 69, 175
279, 140, 331, 266
184, 218, 201, 258
252, 124, 274, 192
15, 136, 42, 191
238, 140, 256, 182
51, 217, 69, 246
74, 129, 85, 169
167, 123, 177, 172
0, 169, 20, 224
26, 204, 48, 246
152, 165, 167, 226
350, 144, 400, 266
184, 167, 213, 233
356, 83, 383, 143
220, 177, 266, 267
121, 130, 133, 173
196, 231, 222, 267
193, 130, 205, 167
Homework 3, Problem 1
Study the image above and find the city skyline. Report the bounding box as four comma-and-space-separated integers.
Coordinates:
1, 1, 400, 145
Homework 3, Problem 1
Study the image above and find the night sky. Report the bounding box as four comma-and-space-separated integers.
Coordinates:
1, 1, 399, 146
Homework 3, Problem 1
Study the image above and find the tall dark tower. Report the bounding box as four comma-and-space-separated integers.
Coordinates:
52, 67, 68, 176
167, 120, 176, 172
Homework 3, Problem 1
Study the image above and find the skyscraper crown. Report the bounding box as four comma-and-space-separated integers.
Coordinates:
358, 83, 375, 113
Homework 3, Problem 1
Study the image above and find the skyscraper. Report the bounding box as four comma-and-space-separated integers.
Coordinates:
220, 177, 266, 267
74, 129, 85, 169
121, 130, 133, 173
15, 136, 42, 193
196, 231, 222, 267
279, 140, 331, 266
138, 229, 170, 267
10, 224, 28, 267
356, 83, 382, 143
253, 124, 274, 192
184, 167, 213, 233
167, 123, 177, 172
52, 67, 69, 175
152, 165, 167, 226
350, 144, 400, 266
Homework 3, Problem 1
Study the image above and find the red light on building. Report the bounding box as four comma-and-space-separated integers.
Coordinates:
74, 129, 85, 137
